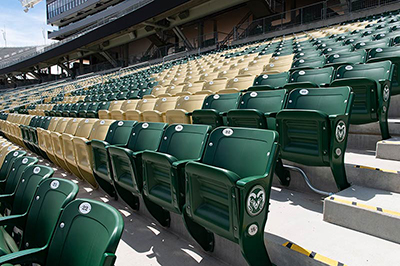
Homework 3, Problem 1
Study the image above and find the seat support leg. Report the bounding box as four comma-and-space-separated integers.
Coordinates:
142, 196, 171, 227
274, 158, 290, 186
114, 183, 140, 211
182, 207, 214, 252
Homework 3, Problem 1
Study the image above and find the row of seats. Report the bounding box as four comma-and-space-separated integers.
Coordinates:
0, 137, 123, 265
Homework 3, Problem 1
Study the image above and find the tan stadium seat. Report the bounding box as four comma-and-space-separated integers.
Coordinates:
165, 94, 207, 124
184, 80, 208, 94
141, 96, 179, 122
143, 86, 168, 98
53, 118, 84, 171
218, 75, 255, 94
48, 118, 72, 167
98, 101, 124, 119
160, 84, 186, 97
199, 72, 219, 82
73, 119, 115, 187
217, 68, 240, 79
125, 98, 157, 121
62, 118, 97, 179
196, 78, 228, 95
263, 61, 292, 74
37, 117, 59, 154
110, 100, 139, 120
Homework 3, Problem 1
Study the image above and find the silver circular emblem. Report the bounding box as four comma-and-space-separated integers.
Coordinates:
7, 147, 12, 151
143, 99, 148, 103
248, 224, 259, 236
63, 118, 67, 121
213, 94, 220, 100
233, 78, 239, 82
22, 158, 28, 164
345, 65, 353, 71
117, 121, 124, 126
250, 92, 258, 97
209, 81, 214, 85
335, 148, 342, 156
299, 70, 306, 75
13, 151, 18, 157
50, 180, 60, 189
85, 119, 89, 123
33, 167, 41, 174
175, 125, 183, 132
299, 59, 305, 63
79, 202, 92, 215
184, 96, 190, 100
73, 118, 77, 122
263, 75, 268, 79
300, 53, 304, 56
100, 120, 105, 125
383, 85, 390, 102
142, 123, 149, 129
269, 63, 274, 67
376, 48, 383, 52
334, 54, 340, 58
246, 185, 266, 216
335, 120, 346, 143
299, 89, 309, 95
162, 98, 167, 102
222, 128, 234, 136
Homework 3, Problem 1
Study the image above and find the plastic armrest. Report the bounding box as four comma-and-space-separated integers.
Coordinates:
186, 162, 240, 184
0, 213, 26, 228
236, 175, 268, 188
0, 247, 46, 265
101, 253, 117, 266
142, 151, 178, 165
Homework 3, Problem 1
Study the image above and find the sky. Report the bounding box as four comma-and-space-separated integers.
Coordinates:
0, 0, 57, 47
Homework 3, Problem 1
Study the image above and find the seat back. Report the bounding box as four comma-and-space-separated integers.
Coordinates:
203, 78, 228, 93
289, 67, 334, 85
158, 124, 211, 160
88, 119, 115, 141
47, 117, 60, 131
3, 156, 38, 194
74, 119, 98, 138
325, 50, 367, 66
238, 89, 287, 113
11, 165, 54, 215
64, 118, 84, 135
335, 60, 393, 83
0, 150, 26, 182
127, 122, 167, 152
225, 75, 254, 91
153, 97, 179, 112
174, 95, 207, 112
135, 98, 157, 112
22, 178, 79, 250
252, 72, 289, 89
180, 81, 205, 94
53, 118, 71, 133
45, 199, 124, 266
104, 120, 136, 145
199, 93, 240, 112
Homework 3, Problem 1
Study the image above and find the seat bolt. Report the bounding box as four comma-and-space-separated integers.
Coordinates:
25, 242, 29, 247
234, 226, 237, 231
36, 196, 40, 200
60, 222, 65, 228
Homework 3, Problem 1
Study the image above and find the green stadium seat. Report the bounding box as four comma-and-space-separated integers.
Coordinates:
291, 57, 325, 69
0, 150, 26, 184
192, 93, 241, 128
283, 67, 334, 90
226, 89, 287, 129
91, 120, 137, 197
368, 47, 400, 94
0, 178, 78, 256
325, 50, 367, 68
330, 60, 394, 139
142, 124, 211, 226
276, 87, 354, 190
108, 122, 168, 210
182, 127, 280, 266
0, 199, 124, 266
249, 72, 289, 91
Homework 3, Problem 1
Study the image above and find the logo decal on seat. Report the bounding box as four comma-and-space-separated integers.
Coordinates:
222, 128, 233, 136
383, 85, 390, 102
175, 125, 183, 131
247, 185, 265, 216
79, 202, 92, 214
299, 89, 309, 95
335, 121, 346, 143
50, 180, 60, 189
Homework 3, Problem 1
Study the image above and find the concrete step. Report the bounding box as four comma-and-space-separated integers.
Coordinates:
376, 137, 400, 161
389, 94, 400, 119
347, 119, 400, 151
277, 151, 400, 195
324, 185, 400, 245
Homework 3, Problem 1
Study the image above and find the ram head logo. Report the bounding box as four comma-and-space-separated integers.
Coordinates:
247, 186, 266, 216
335, 121, 346, 143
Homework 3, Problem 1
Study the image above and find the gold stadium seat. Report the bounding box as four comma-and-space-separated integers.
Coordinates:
165, 94, 207, 124
141, 96, 179, 122
196, 78, 228, 94
49, 118, 72, 167
62, 118, 97, 179
37, 117, 59, 155
143, 86, 168, 98
53, 118, 84, 171
176, 81, 206, 96
125, 98, 157, 121
161, 84, 186, 97
217, 68, 240, 79
110, 100, 139, 120
98, 101, 124, 119
219, 74, 255, 93
73, 119, 115, 187
263, 61, 293, 74
199, 72, 219, 81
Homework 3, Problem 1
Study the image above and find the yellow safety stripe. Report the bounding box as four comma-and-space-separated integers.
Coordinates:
283, 241, 346, 266
354, 165, 399, 174
328, 197, 400, 217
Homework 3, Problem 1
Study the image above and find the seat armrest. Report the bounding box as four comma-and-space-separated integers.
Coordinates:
0, 247, 46, 265
236, 175, 269, 188
0, 213, 26, 228
186, 162, 241, 185
142, 151, 178, 165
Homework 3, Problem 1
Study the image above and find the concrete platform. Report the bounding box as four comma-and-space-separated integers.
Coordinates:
277, 151, 400, 195
324, 185, 400, 244
376, 137, 400, 161
347, 119, 400, 150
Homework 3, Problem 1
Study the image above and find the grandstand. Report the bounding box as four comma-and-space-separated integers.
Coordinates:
0, 0, 400, 265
